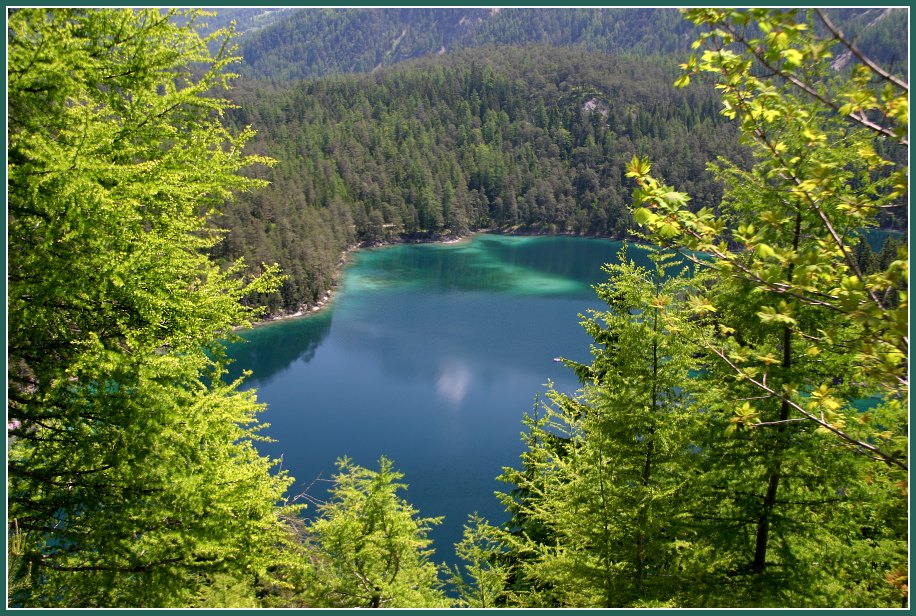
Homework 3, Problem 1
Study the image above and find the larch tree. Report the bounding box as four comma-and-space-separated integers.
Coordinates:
7, 8, 300, 607
302, 457, 450, 608
489, 248, 705, 607
449, 512, 514, 608
627, 7, 907, 607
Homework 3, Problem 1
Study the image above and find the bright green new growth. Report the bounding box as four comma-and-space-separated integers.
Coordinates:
7, 8, 295, 606
627, 7, 907, 468
621, 7, 907, 606
449, 513, 514, 607
7, 6, 907, 609
462, 8, 907, 609
304, 457, 449, 608
476, 248, 705, 608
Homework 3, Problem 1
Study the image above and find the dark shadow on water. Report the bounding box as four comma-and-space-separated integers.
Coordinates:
224, 311, 333, 388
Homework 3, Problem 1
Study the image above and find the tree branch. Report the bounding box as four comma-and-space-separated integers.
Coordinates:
703, 339, 907, 470
815, 9, 908, 92
716, 20, 908, 146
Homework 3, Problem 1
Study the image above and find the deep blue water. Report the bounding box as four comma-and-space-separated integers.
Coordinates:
225, 234, 659, 567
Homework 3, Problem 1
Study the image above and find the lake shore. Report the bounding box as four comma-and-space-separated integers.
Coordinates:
246, 230, 488, 329
247, 228, 630, 328
244, 227, 649, 329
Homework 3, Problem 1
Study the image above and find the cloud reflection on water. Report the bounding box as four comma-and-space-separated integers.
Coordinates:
436, 360, 473, 405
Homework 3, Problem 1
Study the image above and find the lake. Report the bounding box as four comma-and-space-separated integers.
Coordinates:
226, 234, 660, 567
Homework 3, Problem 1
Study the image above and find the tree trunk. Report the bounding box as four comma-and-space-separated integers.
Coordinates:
751, 210, 801, 573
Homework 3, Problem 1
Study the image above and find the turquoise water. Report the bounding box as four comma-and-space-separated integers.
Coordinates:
226, 234, 658, 566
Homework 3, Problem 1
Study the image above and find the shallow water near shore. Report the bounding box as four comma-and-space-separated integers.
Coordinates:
226, 234, 660, 567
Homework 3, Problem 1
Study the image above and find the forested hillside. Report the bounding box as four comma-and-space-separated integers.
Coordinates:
823, 7, 908, 71
218, 47, 751, 314
237, 8, 699, 81
235, 7, 907, 83
177, 7, 291, 36
213, 6, 906, 316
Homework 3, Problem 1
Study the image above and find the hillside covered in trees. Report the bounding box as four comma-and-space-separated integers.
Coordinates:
213, 6, 906, 317
217, 47, 752, 314
237, 8, 699, 81
234, 7, 907, 82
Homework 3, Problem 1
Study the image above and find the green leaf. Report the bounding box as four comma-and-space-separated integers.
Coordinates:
756, 243, 776, 259
633, 207, 655, 226
781, 48, 803, 69
658, 222, 680, 238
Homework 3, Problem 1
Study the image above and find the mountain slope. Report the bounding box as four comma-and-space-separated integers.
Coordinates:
217, 46, 750, 314
234, 7, 908, 82
237, 8, 697, 81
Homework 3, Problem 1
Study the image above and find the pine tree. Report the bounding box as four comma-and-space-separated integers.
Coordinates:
489, 247, 705, 607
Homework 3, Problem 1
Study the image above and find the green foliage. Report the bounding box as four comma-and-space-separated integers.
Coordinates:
222, 7, 905, 319
238, 8, 702, 82
10, 7, 904, 609
449, 514, 514, 608
7, 523, 33, 599
302, 457, 450, 608
455, 9, 907, 609
191, 573, 259, 608
472, 244, 907, 607
490, 249, 706, 607
621, 7, 907, 607
628, 7, 907, 467
7, 8, 296, 606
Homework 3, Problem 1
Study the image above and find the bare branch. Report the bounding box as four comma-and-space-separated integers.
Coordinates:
815, 9, 908, 92
703, 340, 907, 470
751, 418, 809, 428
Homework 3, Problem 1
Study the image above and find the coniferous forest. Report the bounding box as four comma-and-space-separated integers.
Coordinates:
218, 47, 753, 314
7, 7, 909, 608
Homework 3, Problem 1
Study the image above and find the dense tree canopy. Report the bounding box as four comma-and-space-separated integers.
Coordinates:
235, 7, 906, 84
489, 249, 705, 607
454, 7, 907, 609
7, 8, 296, 606
302, 457, 449, 608
219, 45, 751, 314
630, 7, 907, 464
237, 7, 700, 82
218, 10, 906, 319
